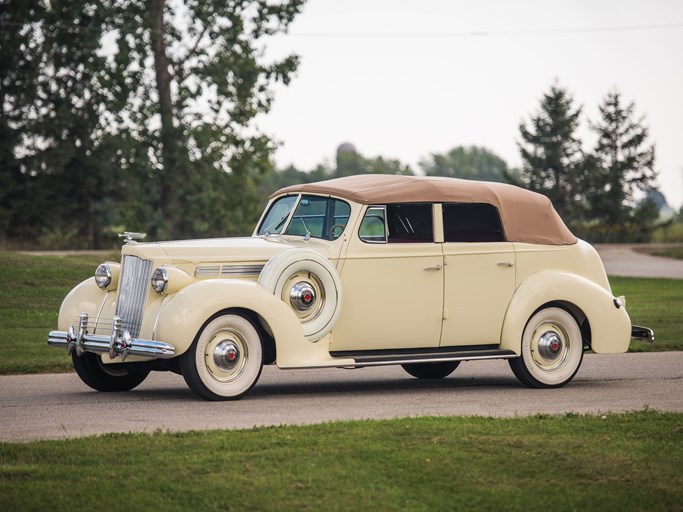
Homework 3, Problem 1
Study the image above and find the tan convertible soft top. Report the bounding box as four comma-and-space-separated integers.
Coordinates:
273, 174, 577, 245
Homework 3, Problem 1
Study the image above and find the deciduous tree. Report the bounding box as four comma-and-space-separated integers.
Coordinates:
420, 145, 518, 184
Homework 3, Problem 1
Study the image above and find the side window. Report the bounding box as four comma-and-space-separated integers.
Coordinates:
442, 203, 505, 242
359, 206, 387, 243
387, 203, 433, 243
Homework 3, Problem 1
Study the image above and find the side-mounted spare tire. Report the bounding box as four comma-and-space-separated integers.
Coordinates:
258, 248, 343, 342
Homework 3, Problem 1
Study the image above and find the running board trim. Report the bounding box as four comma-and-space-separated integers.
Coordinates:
329, 348, 517, 368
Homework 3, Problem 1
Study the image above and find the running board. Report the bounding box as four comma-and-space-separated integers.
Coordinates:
329, 346, 517, 368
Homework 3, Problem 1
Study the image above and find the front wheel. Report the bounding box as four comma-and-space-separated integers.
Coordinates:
509, 307, 584, 388
72, 352, 149, 392
402, 361, 460, 379
180, 313, 263, 401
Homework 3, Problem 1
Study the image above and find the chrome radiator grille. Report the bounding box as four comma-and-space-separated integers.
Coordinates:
115, 255, 152, 338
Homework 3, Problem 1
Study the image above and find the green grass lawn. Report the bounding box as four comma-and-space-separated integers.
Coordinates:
0, 252, 114, 374
0, 412, 680, 511
0, 251, 680, 375
610, 276, 683, 351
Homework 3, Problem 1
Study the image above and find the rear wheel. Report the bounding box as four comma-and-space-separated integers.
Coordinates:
509, 307, 584, 388
402, 361, 460, 379
72, 352, 149, 392
180, 313, 263, 401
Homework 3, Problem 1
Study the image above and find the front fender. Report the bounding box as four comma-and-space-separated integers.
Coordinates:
154, 279, 301, 356
500, 270, 631, 355
57, 277, 107, 331
155, 279, 354, 367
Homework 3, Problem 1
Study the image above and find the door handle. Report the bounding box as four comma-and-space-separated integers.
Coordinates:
424, 264, 443, 271
497, 261, 514, 268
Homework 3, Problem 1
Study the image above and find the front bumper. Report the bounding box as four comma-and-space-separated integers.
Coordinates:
631, 325, 655, 343
48, 313, 176, 361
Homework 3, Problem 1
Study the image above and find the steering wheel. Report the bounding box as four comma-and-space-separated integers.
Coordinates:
328, 224, 346, 240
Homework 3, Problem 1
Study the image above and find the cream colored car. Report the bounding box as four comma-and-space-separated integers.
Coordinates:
48, 175, 654, 400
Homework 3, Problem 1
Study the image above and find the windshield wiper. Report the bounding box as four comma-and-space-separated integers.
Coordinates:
264, 212, 291, 237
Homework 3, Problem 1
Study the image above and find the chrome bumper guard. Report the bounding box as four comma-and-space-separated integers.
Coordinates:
631, 325, 655, 343
48, 313, 176, 361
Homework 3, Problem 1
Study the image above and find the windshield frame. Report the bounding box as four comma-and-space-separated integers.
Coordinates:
256, 193, 351, 241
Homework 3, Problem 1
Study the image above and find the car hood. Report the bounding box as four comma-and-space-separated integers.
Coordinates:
121, 236, 329, 264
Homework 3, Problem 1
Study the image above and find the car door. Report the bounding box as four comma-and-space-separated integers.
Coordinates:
439, 202, 516, 346
330, 203, 444, 351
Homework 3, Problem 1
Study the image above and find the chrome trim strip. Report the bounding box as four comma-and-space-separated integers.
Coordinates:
347, 353, 517, 368
195, 264, 265, 277
195, 265, 221, 277
221, 264, 265, 276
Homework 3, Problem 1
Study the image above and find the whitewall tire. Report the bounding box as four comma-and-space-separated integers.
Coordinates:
181, 313, 263, 401
509, 307, 584, 388
259, 249, 343, 342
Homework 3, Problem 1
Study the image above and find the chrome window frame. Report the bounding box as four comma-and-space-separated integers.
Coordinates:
358, 205, 388, 244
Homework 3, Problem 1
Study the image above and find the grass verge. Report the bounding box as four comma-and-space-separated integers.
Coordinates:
0, 252, 681, 375
0, 251, 115, 374
0, 412, 681, 511
651, 246, 683, 260
610, 276, 683, 351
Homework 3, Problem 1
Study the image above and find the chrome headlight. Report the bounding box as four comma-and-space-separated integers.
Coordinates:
151, 267, 168, 294
95, 264, 113, 290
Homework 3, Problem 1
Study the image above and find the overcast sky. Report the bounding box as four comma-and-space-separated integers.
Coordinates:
258, 0, 683, 208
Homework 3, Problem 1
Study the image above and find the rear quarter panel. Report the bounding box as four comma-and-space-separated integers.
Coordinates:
501, 241, 631, 354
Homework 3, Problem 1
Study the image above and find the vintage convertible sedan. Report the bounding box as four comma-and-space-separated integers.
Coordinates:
48, 174, 654, 400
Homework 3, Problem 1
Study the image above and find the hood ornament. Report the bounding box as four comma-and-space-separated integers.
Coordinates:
119, 232, 147, 245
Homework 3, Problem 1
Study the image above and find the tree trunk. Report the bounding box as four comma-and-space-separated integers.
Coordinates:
150, 0, 181, 239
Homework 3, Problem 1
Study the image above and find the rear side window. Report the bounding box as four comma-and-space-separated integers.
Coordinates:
387, 203, 433, 243
443, 203, 505, 242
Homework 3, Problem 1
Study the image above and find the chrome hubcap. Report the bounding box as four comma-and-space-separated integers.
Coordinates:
213, 340, 240, 371
538, 331, 563, 360
290, 281, 316, 311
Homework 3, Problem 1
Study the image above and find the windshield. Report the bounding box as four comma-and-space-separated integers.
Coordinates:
257, 194, 351, 240
257, 195, 298, 236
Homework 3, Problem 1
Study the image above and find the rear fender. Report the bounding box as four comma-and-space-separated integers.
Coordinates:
500, 270, 631, 355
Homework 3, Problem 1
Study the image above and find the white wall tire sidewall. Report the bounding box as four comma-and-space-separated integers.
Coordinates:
521, 307, 583, 387
194, 314, 262, 398
259, 249, 342, 342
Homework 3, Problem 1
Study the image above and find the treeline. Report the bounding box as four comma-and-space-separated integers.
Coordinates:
1, 0, 304, 249
1, 3, 677, 249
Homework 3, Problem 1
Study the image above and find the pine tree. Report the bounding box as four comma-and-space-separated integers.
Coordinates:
587, 90, 656, 228
518, 83, 586, 225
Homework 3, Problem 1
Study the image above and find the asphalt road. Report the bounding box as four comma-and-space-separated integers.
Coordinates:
595, 244, 683, 279
2, 352, 681, 442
